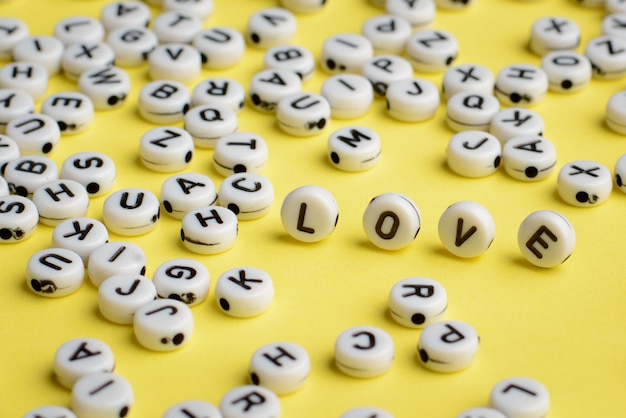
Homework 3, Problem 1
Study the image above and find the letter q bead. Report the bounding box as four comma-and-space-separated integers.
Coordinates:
334, 326, 394, 378
327, 126, 382, 172
26, 248, 84, 297
133, 298, 194, 351
363, 193, 421, 250
417, 321, 480, 373
280, 185, 339, 242
215, 267, 274, 318
181, 206, 238, 254
438, 201, 495, 258
518, 210, 575, 268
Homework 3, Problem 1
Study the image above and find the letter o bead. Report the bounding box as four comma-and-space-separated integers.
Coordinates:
328, 126, 382, 172
417, 321, 480, 373
53, 338, 115, 389
133, 298, 194, 351
71, 373, 133, 418
26, 248, 84, 297
334, 326, 394, 378
218, 173, 274, 220
541, 51, 592, 93
446, 131, 502, 178
557, 161, 613, 207
363, 193, 421, 250
438, 201, 495, 258
220, 385, 281, 418
389, 277, 447, 328
489, 377, 550, 418
181, 206, 238, 254
102, 188, 161, 236
248, 342, 311, 395
152, 258, 210, 306
0, 195, 39, 242
518, 210, 575, 268
215, 267, 274, 318
280, 185, 339, 243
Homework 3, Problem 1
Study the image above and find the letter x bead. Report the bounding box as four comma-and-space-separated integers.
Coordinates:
557, 160, 613, 207
517, 210, 575, 268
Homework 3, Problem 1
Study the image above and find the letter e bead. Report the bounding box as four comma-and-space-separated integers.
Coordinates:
518, 210, 575, 268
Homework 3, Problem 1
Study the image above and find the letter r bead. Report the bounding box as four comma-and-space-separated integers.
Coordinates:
517, 210, 575, 268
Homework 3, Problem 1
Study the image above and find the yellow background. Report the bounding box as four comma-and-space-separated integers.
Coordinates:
1, 0, 626, 416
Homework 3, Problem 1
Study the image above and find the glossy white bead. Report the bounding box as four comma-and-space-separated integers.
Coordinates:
264, 45, 315, 82
163, 401, 222, 418
276, 93, 331, 137
103, 188, 161, 236
32, 179, 89, 226
164, 0, 214, 20
40, 92, 94, 135
585, 35, 626, 79
280, 0, 327, 13
11, 36, 64, 76
606, 0, 626, 13
148, 43, 201, 84
249, 69, 302, 113
361, 55, 414, 97
133, 298, 194, 351
153, 258, 210, 306
246, 8, 297, 49
138, 80, 190, 125
53, 338, 115, 389
51, 217, 109, 265
529, 16, 581, 56
192, 78, 246, 113
0, 17, 28, 60
213, 132, 268, 176
87, 242, 147, 287
321, 74, 374, 119
327, 126, 381, 172
0, 88, 34, 134
438, 201, 495, 258
406, 29, 458, 72
541, 51, 592, 93
152, 11, 202, 44
386, 0, 436, 27
494, 64, 548, 107
160, 173, 218, 219
436, 0, 475, 10
0, 134, 20, 173
71, 373, 133, 418
248, 342, 311, 395
184, 104, 238, 149
335, 326, 394, 378
0, 62, 48, 101
22, 406, 77, 418
78, 66, 131, 110
5, 113, 60, 156
61, 152, 117, 197
456, 407, 508, 418
220, 385, 280, 418
502, 135, 557, 181
180, 206, 238, 254
518, 210, 575, 268
489, 108, 544, 145
218, 173, 274, 220
54, 16, 104, 46
193, 27, 245, 70
106, 27, 158, 68
362, 192, 421, 250
388, 277, 447, 328
139, 127, 194, 173
61, 42, 115, 82
98, 274, 157, 324
0, 195, 38, 242
4, 155, 58, 197
442, 64, 495, 101
446, 131, 502, 178
341, 407, 394, 418
446, 92, 500, 132
605, 90, 626, 134
281, 185, 338, 242
26, 248, 84, 297
615, 153, 626, 192
417, 321, 479, 373
361, 15, 412, 55
490, 377, 550, 418
215, 267, 274, 318
602, 13, 626, 39
557, 160, 613, 207
320, 34, 374, 74
100, 1, 151, 31
386, 78, 440, 122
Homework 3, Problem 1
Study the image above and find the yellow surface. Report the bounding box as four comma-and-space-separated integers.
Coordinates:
1, 0, 626, 417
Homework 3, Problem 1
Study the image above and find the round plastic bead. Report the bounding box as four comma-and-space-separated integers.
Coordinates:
502, 135, 557, 181
138, 80, 190, 125
102, 188, 161, 236
442, 64, 495, 101
388, 277, 447, 328
32, 179, 90, 226
0, 195, 38, 243
183, 104, 238, 149
5, 113, 60, 156
53, 338, 115, 389
585, 35, 626, 79
148, 43, 201, 84
214, 267, 274, 318
335, 326, 394, 378
152, 10, 202, 44
446, 131, 502, 178
417, 320, 480, 373
494, 64, 548, 107
386, 0, 436, 27
327, 126, 382, 172
133, 298, 194, 351
4, 155, 58, 197
246, 8, 297, 49
615, 153, 626, 192
362, 55, 414, 96
139, 127, 194, 173
71, 373, 133, 418
160, 173, 218, 220
386, 78, 440, 122
406, 29, 459, 72
26, 248, 84, 297
541, 51, 592, 93
51, 217, 109, 265
192, 27, 245, 69
517, 210, 575, 268
248, 341, 311, 395
61, 152, 117, 197
276, 93, 331, 137
61, 42, 115, 82
362, 192, 421, 250
87, 242, 147, 288
54, 16, 104, 46
264, 45, 316, 82
321, 74, 374, 119
213, 132, 268, 177
100, 1, 151, 31
191, 78, 246, 114
557, 160, 613, 207
220, 385, 281, 418
489, 108, 545, 145
98, 274, 157, 324
490, 377, 550, 418
361, 14, 412, 55
0, 62, 48, 101
217, 173, 274, 220
605, 90, 626, 134
446, 91, 500, 132
163, 401, 222, 418
11, 36, 64, 76
249, 69, 302, 113
0, 88, 34, 134
438, 201, 496, 258
529, 16, 581, 56
281, 185, 339, 242
153, 258, 210, 306
23, 406, 77, 418
106, 27, 158, 68
320, 34, 374, 74
180, 206, 238, 254
40, 92, 94, 135
0, 17, 28, 60
79, 66, 131, 110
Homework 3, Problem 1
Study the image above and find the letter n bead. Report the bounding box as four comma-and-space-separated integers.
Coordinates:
363, 192, 421, 250
281, 185, 339, 242
518, 210, 575, 268
417, 321, 479, 373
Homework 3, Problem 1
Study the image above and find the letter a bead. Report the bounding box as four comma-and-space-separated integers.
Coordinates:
220, 385, 281, 418
363, 193, 421, 250
248, 342, 311, 395
280, 185, 339, 242
502, 136, 557, 181
160, 173, 218, 219
518, 210, 575, 268
335, 326, 394, 378
71, 373, 133, 418
489, 377, 550, 418
557, 161, 613, 207
215, 267, 274, 318
388, 277, 447, 328
417, 321, 479, 373
26, 248, 84, 297
438, 201, 495, 258
133, 298, 194, 351
53, 338, 116, 389
181, 206, 238, 254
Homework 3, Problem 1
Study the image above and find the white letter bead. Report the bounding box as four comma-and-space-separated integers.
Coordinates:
160, 173, 218, 219
0, 195, 38, 242
327, 126, 382, 172
320, 34, 373, 74
220, 385, 281, 418
361, 15, 412, 55
192, 78, 246, 113
133, 298, 194, 351
215, 267, 274, 318
518, 210, 575, 268
489, 108, 544, 145
494, 64, 548, 107
446, 92, 500, 132
61, 152, 117, 197
152, 258, 210, 306
248, 342, 311, 395
386, 0, 436, 27
12, 36, 64, 77
100, 1, 152, 31
40, 92, 94, 135
321, 74, 374, 120
87, 242, 147, 287
249, 69, 302, 113
138, 80, 190, 125
585, 35, 626, 79
54, 16, 104, 46
52, 217, 109, 264
276, 93, 330, 137
23, 406, 77, 418
71, 373, 133, 418
32, 179, 89, 226
54, 338, 115, 389
152, 11, 202, 44
164, 0, 214, 20
335, 326, 394, 378
362, 55, 414, 96
0, 62, 48, 101
456, 407, 508, 418
26, 248, 84, 297
442, 64, 495, 102
615, 154, 626, 192
163, 401, 222, 418
5, 113, 60, 156
0, 88, 34, 134
489, 377, 550, 418
213, 132, 268, 176
605, 91, 626, 134
98, 274, 157, 324
193, 27, 245, 70
417, 321, 479, 373
264, 45, 315, 82
218, 173, 274, 220
149, 44, 201, 84
61, 42, 115, 82
602, 13, 626, 39
181, 206, 238, 254
502, 135, 557, 181
529, 17, 581, 56
281, 185, 338, 242
557, 160, 613, 207
438, 201, 496, 258
184, 105, 238, 149
446, 131, 502, 178
607, 0, 626, 14
386, 78, 440, 122
388, 277, 447, 328
341, 407, 394, 418
106, 27, 159, 68
139, 127, 194, 173
0, 177, 8, 196
4, 155, 58, 197
362, 193, 421, 250
246, 8, 297, 49
541, 51, 591, 93
103, 188, 160, 236
0, 17, 28, 60
0, 134, 20, 174
406, 30, 459, 72
78, 66, 131, 110
281, 0, 327, 13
